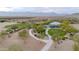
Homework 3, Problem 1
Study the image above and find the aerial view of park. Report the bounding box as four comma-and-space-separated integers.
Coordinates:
0, 7, 79, 51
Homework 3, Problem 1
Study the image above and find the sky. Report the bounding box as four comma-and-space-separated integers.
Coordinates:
0, 7, 79, 14
0, 0, 79, 14
0, 0, 79, 7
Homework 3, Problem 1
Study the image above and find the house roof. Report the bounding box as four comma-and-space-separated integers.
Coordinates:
49, 22, 61, 25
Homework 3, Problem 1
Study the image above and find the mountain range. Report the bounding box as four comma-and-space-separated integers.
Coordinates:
0, 12, 67, 16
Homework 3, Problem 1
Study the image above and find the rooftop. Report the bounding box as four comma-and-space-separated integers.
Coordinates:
49, 22, 61, 25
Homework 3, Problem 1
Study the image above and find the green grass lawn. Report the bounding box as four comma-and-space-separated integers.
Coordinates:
48, 29, 66, 36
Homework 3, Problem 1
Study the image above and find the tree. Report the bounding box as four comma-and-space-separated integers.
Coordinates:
32, 24, 45, 38
60, 20, 78, 40
37, 20, 53, 25
60, 20, 70, 31
48, 29, 66, 48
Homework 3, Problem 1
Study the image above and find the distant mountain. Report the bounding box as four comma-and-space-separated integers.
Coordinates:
69, 13, 79, 16
0, 12, 66, 16
72, 13, 79, 15
64, 13, 79, 19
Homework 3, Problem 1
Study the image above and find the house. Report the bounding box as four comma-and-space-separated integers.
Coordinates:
49, 22, 61, 28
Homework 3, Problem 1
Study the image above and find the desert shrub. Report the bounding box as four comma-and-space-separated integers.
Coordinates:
0, 31, 8, 43
18, 30, 27, 43
5, 22, 31, 33
0, 19, 6, 22
8, 44, 23, 51
6, 29, 14, 33
72, 33, 79, 51
73, 43, 79, 51
73, 33, 79, 43
0, 31, 7, 39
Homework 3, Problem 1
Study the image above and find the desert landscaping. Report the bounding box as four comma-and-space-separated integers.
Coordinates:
0, 22, 46, 51
0, 17, 78, 51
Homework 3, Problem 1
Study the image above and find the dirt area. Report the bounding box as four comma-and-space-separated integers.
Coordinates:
0, 22, 45, 51
70, 24, 79, 30
49, 39, 74, 51
0, 31, 45, 51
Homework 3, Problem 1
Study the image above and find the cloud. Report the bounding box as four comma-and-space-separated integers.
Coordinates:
3, 7, 54, 12
0, 7, 79, 14
0, 7, 11, 11
0, 7, 18, 11
0, 7, 59, 12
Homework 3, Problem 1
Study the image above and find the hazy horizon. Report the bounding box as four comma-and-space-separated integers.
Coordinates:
0, 7, 79, 14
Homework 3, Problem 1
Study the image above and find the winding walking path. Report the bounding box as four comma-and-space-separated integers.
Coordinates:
41, 28, 53, 51
29, 28, 53, 51
29, 29, 48, 43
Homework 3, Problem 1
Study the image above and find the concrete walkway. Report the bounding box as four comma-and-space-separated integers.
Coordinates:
29, 28, 53, 51
41, 37, 52, 51
29, 29, 48, 43
41, 28, 53, 51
